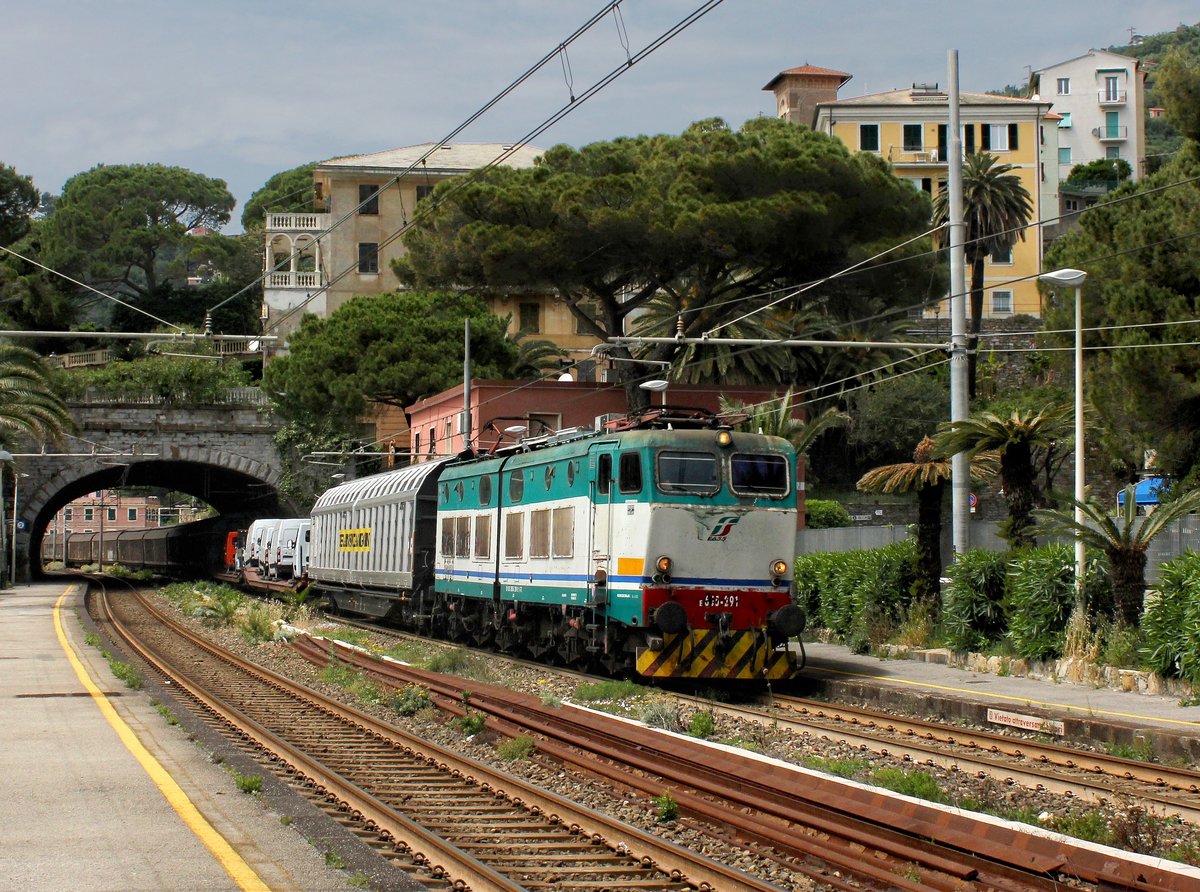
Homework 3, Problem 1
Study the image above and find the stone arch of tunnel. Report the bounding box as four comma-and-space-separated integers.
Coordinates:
23, 455, 283, 580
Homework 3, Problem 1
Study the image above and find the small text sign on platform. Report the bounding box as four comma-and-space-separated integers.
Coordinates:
987, 707, 1065, 736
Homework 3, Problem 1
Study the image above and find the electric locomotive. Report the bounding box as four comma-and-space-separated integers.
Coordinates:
309, 408, 805, 681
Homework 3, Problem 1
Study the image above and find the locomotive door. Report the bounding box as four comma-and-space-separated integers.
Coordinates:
587, 443, 619, 601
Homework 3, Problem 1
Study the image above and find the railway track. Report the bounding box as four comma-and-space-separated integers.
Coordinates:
297, 630, 1200, 892
91, 583, 782, 892
329, 612, 1200, 825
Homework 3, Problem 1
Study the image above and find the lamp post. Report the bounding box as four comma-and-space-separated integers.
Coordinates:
1039, 267, 1088, 592
11, 472, 26, 584
640, 379, 669, 407
0, 450, 10, 589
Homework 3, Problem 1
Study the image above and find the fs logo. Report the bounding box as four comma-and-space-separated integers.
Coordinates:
706, 515, 741, 541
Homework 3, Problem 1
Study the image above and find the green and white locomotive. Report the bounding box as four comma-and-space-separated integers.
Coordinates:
309, 408, 805, 682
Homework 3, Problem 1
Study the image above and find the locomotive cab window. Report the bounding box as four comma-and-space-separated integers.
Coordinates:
596, 454, 612, 495
730, 453, 790, 497
618, 451, 643, 494
656, 451, 719, 494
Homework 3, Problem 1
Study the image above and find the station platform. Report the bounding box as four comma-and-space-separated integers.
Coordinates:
0, 581, 392, 892
799, 641, 1200, 762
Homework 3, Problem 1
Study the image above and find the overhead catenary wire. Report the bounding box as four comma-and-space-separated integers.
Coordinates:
264, 0, 729, 337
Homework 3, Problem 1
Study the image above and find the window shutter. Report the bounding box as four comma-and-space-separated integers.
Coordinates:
981, 124, 990, 150
1008, 123, 1019, 149
964, 124, 975, 154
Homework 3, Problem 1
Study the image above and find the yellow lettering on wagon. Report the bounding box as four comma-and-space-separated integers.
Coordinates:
338, 528, 372, 551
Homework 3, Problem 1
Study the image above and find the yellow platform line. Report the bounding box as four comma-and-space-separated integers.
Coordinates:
815, 663, 1200, 730
54, 587, 270, 892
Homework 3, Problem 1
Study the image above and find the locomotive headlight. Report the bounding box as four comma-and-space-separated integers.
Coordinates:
771, 559, 789, 577
656, 555, 673, 574
716, 430, 733, 448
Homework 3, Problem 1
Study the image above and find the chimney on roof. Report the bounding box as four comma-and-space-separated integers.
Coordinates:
763, 65, 852, 128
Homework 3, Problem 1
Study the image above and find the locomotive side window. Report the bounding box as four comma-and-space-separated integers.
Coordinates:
656, 451, 719, 494
529, 509, 551, 558
454, 515, 471, 557
503, 511, 524, 559
508, 470, 524, 502
474, 514, 491, 559
552, 506, 574, 558
597, 454, 612, 495
618, 451, 643, 494
730, 453, 790, 497
440, 516, 454, 556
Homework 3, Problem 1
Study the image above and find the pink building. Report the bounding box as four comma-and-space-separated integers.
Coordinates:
406, 379, 798, 460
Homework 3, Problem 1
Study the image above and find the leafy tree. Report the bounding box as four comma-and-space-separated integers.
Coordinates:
935, 403, 1071, 549
1065, 158, 1132, 186
1042, 122, 1200, 481
241, 162, 316, 231
0, 164, 38, 247
1157, 47, 1200, 144
1035, 484, 1200, 627
396, 117, 941, 408
858, 437, 997, 604
720, 389, 847, 458
932, 153, 1033, 399
264, 291, 519, 436
845, 366, 950, 468
34, 164, 235, 327
0, 346, 73, 447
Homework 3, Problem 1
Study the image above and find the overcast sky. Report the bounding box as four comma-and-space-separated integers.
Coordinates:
5, 1, 1193, 231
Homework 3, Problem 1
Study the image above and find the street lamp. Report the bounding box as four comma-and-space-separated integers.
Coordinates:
640, 379, 669, 407
11, 472, 27, 584
1039, 267, 1088, 592
0, 450, 10, 588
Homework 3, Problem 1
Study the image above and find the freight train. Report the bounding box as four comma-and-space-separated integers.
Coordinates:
47, 408, 806, 681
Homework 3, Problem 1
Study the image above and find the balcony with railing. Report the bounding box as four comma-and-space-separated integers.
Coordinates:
265, 213, 331, 232
1092, 125, 1128, 142
887, 146, 945, 164
266, 270, 323, 289
1098, 89, 1127, 105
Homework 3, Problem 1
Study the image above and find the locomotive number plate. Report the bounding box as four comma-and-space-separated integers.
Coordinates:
698, 593, 739, 608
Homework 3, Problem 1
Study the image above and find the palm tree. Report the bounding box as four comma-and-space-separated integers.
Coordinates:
1035, 484, 1200, 627
935, 403, 1071, 549
932, 153, 1034, 399
0, 345, 72, 447
718, 389, 848, 460
858, 436, 997, 604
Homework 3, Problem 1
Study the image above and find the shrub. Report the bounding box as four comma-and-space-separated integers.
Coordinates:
391, 684, 433, 716
652, 792, 679, 822
942, 549, 1009, 651
641, 699, 684, 732
794, 541, 916, 648
687, 710, 716, 739
804, 499, 853, 529
457, 711, 486, 736
1004, 545, 1077, 660
55, 355, 252, 406
241, 602, 275, 643
1142, 552, 1200, 682
496, 735, 536, 761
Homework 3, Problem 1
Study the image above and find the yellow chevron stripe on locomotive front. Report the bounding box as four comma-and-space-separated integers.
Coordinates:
636, 629, 798, 680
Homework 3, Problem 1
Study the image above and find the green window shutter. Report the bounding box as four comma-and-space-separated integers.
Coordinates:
1008, 123, 1019, 149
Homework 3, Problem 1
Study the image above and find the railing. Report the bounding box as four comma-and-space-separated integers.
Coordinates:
887, 146, 943, 163
48, 349, 111, 369
1098, 90, 1127, 104
77, 386, 271, 407
265, 213, 330, 232
266, 271, 323, 289
1092, 125, 1128, 141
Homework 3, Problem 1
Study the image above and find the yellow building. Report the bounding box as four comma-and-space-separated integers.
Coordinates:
766, 69, 1058, 318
